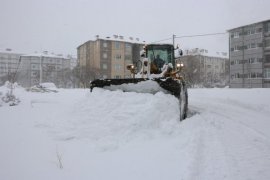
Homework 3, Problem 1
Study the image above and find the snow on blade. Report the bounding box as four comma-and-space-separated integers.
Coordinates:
102, 80, 169, 94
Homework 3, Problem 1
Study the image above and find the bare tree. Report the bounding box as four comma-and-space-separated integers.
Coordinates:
72, 65, 100, 88
181, 56, 201, 87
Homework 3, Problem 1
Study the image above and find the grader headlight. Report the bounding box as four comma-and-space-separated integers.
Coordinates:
127, 64, 135, 70
177, 63, 184, 67
176, 63, 184, 71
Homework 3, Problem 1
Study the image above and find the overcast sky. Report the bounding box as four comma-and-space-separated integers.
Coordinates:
1, 0, 270, 56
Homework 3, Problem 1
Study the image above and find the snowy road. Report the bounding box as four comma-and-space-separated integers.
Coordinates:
187, 89, 270, 179
1, 86, 270, 180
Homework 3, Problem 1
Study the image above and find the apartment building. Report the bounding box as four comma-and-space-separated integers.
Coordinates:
228, 19, 270, 88
180, 48, 229, 87
0, 49, 22, 84
77, 36, 144, 80
17, 52, 71, 87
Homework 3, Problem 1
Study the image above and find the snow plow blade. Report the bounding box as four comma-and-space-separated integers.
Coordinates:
90, 78, 188, 120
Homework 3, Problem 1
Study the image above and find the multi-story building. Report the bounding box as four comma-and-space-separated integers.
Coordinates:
228, 19, 270, 88
68, 55, 78, 69
180, 48, 229, 87
17, 52, 71, 87
0, 49, 22, 84
77, 36, 144, 80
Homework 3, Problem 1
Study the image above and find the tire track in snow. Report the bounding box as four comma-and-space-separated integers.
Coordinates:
189, 95, 270, 179
187, 112, 234, 180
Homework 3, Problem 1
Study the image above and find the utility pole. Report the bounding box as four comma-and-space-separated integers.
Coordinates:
40, 55, 43, 85
173, 34, 176, 47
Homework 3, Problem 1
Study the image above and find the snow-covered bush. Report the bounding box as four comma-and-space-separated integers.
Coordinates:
1, 91, 20, 106
0, 81, 21, 106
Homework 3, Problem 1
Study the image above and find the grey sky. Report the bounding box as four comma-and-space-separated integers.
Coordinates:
1, 0, 270, 56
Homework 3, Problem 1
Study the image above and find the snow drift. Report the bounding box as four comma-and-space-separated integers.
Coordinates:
1, 85, 270, 180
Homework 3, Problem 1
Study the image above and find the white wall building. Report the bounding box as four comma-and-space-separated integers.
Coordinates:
180, 48, 229, 87
17, 52, 72, 87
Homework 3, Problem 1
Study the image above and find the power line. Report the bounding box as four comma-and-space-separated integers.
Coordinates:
176, 32, 227, 39
151, 37, 173, 43
151, 32, 228, 43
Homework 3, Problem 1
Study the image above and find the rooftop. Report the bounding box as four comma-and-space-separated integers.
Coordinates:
78, 35, 146, 49
21, 51, 71, 59
227, 19, 270, 32
0, 48, 23, 55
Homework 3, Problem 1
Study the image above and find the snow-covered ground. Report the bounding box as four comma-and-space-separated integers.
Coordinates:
1, 84, 270, 180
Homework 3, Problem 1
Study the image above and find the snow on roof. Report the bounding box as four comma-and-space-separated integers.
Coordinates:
0, 48, 23, 55
21, 52, 70, 59
183, 48, 228, 59
0, 48, 75, 59
78, 35, 146, 48
97, 35, 146, 44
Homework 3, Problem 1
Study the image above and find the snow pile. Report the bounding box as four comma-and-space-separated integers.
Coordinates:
1, 87, 270, 180
26, 82, 58, 93
67, 89, 179, 145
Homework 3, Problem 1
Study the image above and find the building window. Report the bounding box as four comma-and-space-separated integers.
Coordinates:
102, 63, 107, 70
264, 22, 270, 32
256, 28, 263, 33
248, 58, 262, 64
246, 43, 257, 49
125, 43, 132, 50
265, 39, 270, 48
114, 64, 122, 70
231, 45, 241, 52
102, 74, 108, 79
114, 75, 121, 79
31, 71, 37, 77
31, 64, 38, 70
115, 42, 121, 49
248, 58, 255, 64
246, 28, 256, 35
241, 60, 247, 64
231, 31, 240, 38
103, 42, 108, 48
264, 68, 270, 78
115, 54, 121, 60
249, 72, 262, 79
265, 55, 270, 63
103, 53, 107, 59
125, 54, 132, 61
232, 73, 248, 79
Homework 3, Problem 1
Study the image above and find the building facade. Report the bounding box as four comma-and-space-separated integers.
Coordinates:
0, 49, 23, 85
228, 20, 270, 88
17, 52, 72, 87
180, 48, 229, 87
77, 36, 144, 80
